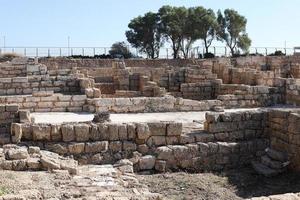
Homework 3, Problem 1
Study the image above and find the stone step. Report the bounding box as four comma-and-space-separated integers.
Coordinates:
261, 155, 287, 170
265, 148, 288, 162
251, 161, 284, 177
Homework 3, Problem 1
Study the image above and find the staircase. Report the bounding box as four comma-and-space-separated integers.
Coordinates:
252, 148, 290, 177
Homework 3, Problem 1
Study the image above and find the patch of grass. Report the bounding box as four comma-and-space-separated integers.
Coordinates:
0, 186, 9, 196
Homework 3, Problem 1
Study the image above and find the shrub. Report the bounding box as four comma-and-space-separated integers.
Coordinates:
0, 52, 21, 62
268, 50, 285, 56
204, 52, 215, 58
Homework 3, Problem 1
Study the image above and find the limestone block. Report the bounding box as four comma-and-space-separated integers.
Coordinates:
166, 136, 179, 145
137, 144, 149, 154
147, 136, 166, 147
127, 123, 136, 140
72, 95, 87, 101
7, 148, 29, 160
68, 143, 85, 154
122, 141, 137, 151
118, 124, 127, 140
61, 124, 75, 142
155, 146, 173, 160
85, 141, 108, 153
167, 123, 182, 136
51, 124, 62, 141
32, 91, 54, 97
26, 157, 41, 170
136, 123, 150, 140
32, 125, 51, 141
108, 124, 119, 141
74, 124, 90, 142
11, 123, 22, 143
98, 124, 109, 140
12, 77, 28, 83
5, 104, 19, 112
139, 155, 156, 170
148, 122, 166, 136
19, 110, 31, 123
12, 159, 27, 171
28, 146, 40, 154
171, 145, 189, 160
85, 88, 94, 98
109, 141, 122, 152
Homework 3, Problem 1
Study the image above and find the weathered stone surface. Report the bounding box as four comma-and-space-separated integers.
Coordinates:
68, 143, 85, 154
32, 124, 51, 141
61, 124, 75, 142
74, 124, 90, 142
85, 141, 108, 153
136, 123, 150, 140
167, 123, 182, 136
139, 155, 156, 170
7, 148, 29, 160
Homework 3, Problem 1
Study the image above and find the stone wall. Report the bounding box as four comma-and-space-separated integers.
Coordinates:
87, 96, 222, 113
286, 78, 300, 106
11, 109, 272, 172
217, 84, 284, 108
267, 109, 300, 171
0, 104, 20, 144
0, 93, 88, 112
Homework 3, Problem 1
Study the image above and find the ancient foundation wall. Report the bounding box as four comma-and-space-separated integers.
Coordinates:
87, 96, 222, 113
0, 94, 88, 112
217, 84, 284, 108
267, 110, 300, 171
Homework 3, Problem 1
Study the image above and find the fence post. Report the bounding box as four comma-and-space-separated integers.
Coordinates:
24, 48, 26, 56
225, 47, 227, 57
93, 48, 95, 57
104, 48, 106, 55
60, 48, 62, 57
255, 48, 258, 54
284, 48, 286, 55
82, 48, 84, 56
48, 49, 50, 57
214, 46, 216, 56
71, 48, 73, 56
36, 48, 38, 57
265, 48, 268, 56
12, 48, 14, 53
166, 48, 168, 59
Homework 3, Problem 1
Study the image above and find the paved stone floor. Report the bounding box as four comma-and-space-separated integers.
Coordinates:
31, 108, 263, 124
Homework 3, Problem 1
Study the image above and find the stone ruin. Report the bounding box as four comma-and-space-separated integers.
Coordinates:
0, 56, 300, 199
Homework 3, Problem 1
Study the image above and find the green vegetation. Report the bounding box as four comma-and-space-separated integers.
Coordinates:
125, 6, 251, 58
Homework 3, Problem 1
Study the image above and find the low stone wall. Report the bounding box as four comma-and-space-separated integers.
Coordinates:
217, 84, 284, 108
286, 78, 300, 106
0, 104, 20, 144
180, 80, 220, 100
11, 110, 272, 172
0, 94, 88, 112
87, 96, 222, 113
267, 109, 300, 171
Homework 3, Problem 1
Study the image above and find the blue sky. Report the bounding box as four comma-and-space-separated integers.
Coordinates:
1, 0, 299, 49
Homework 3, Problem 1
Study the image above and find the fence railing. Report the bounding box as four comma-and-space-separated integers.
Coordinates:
0, 46, 296, 58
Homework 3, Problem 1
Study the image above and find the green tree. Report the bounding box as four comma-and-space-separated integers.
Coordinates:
181, 7, 216, 57
216, 9, 251, 55
197, 8, 217, 54
159, 6, 187, 59
109, 42, 133, 59
126, 12, 163, 59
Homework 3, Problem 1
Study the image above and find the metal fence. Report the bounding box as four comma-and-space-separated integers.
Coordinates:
0, 46, 295, 58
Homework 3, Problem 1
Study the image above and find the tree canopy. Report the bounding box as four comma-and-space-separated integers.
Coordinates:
124, 6, 251, 58
216, 9, 251, 55
109, 42, 133, 59
126, 12, 163, 59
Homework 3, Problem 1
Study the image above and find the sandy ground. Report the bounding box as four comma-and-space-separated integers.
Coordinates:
0, 166, 300, 199
138, 167, 300, 200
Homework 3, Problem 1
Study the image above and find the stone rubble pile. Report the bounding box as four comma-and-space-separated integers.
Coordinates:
0, 144, 78, 174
